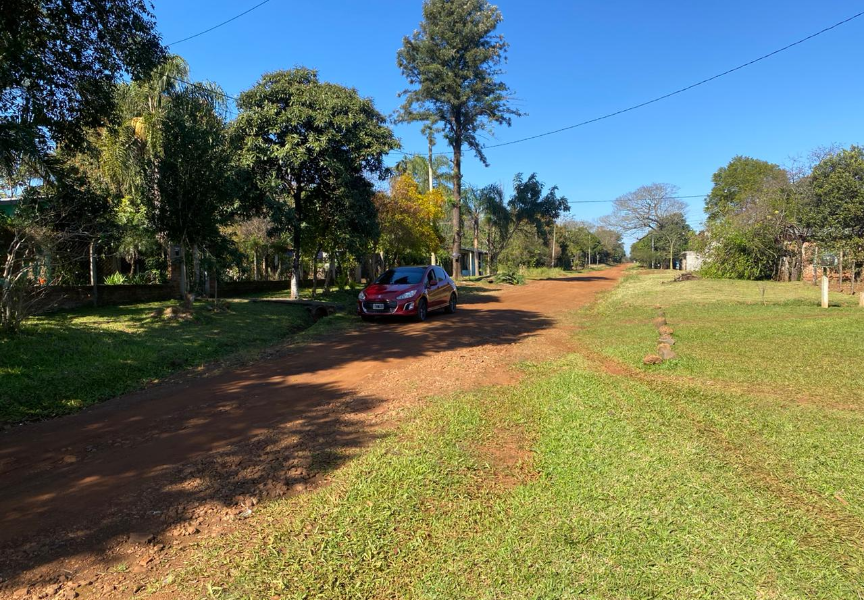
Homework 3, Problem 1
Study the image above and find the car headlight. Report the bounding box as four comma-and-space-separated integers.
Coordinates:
396, 289, 417, 300
358, 291, 366, 300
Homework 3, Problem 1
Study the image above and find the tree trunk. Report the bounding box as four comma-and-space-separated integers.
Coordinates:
551, 224, 556, 268
473, 216, 480, 276
192, 245, 200, 294
252, 249, 258, 281
179, 246, 188, 302
89, 240, 98, 307
812, 246, 819, 286
451, 140, 462, 279
312, 246, 322, 300
839, 249, 844, 293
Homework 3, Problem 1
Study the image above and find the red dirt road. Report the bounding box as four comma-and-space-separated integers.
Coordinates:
0, 266, 626, 596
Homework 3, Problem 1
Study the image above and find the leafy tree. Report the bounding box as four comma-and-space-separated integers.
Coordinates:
629, 214, 691, 269
701, 156, 796, 280
234, 68, 397, 298
1, 0, 164, 173
706, 156, 788, 223
481, 173, 569, 272
374, 173, 445, 268
808, 145, 864, 247
397, 0, 521, 278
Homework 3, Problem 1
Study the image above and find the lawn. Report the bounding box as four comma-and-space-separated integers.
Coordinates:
162, 270, 864, 599
576, 270, 864, 404
0, 298, 314, 424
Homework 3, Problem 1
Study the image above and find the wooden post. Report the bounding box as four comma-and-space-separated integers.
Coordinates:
821, 269, 829, 308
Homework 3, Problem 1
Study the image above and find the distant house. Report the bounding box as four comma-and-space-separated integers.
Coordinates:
459, 247, 488, 277
681, 250, 704, 271
0, 196, 19, 217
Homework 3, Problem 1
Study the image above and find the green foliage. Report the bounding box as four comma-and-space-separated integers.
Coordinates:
808, 145, 864, 248
700, 156, 795, 280
494, 270, 524, 285
700, 221, 780, 280
103, 272, 127, 285
397, 0, 521, 274
482, 174, 569, 272
0, 0, 164, 174
396, 0, 520, 167
706, 156, 789, 223
233, 68, 397, 295
630, 213, 692, 268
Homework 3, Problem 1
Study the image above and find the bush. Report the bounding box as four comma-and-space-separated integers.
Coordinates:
103, 272, 128, 285
495, 270, 525, 285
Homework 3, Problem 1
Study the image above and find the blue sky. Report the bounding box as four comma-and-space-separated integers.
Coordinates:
152, 1, 864, 247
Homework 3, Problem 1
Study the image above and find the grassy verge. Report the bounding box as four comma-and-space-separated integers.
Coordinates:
0, 299, 318, 424
576, 270, 864, 403
162, 271, 864, 599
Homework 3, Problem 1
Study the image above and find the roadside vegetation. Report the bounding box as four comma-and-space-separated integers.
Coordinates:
577, 270, 864, 402
0, 299, 314, 424
158, 270, 864, 598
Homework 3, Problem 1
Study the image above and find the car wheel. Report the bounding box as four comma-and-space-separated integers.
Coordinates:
415, 298, 428, 322
444, 293, 457, 314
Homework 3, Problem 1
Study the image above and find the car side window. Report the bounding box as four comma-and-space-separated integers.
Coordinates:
435, 267, 448, 281
427, 270, 437, 285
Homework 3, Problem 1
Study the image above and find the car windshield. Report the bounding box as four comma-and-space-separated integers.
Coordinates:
375, 268, 425, 285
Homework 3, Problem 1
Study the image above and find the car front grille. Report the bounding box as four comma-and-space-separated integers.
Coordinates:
362, 300, 397, 313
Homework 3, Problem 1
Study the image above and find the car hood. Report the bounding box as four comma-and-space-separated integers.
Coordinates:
363, 283, 419, 298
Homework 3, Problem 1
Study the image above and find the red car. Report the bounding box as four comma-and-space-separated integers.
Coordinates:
358, 265, 458, 322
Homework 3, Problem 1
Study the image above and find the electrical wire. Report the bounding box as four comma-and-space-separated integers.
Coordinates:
397, 9, 864, 156
167, 0, 274, 47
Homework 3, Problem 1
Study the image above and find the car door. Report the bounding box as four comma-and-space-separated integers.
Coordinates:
434, 267, 451, 306
424, 268, 441, 308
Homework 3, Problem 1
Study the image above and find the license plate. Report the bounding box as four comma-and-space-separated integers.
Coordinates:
373, 303, 385, 310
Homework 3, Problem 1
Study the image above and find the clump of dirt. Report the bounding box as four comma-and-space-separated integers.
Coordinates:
645, 307, 680, 365
643, 354, 663, 365
663, 272, 698, 284
205, 300, 232, 313
151, 306, 195, 321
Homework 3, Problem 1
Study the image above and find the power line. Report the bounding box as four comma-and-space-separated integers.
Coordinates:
167, 0, 274, 47
570, 194, 706, 204
398, 9, 864, 156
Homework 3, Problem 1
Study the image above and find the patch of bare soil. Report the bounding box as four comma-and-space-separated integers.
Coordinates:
0, 266, 628, 599
477, 427, 537, 490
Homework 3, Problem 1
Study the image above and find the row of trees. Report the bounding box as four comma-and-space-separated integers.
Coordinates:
1, 0, 622, 333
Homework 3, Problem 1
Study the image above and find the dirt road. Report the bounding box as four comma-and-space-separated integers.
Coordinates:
0, 266, 626, 596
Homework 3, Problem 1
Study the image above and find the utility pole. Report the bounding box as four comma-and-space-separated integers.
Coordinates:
423, 122, 437, 266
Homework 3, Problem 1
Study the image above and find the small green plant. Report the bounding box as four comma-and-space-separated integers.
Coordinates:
103, 272, 128, 285
495, 270, 525, 285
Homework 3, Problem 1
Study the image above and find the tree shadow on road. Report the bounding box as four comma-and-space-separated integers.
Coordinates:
0, 304, 552, 589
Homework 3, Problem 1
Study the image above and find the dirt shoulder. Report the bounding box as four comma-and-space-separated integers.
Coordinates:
0, 266, 627, 598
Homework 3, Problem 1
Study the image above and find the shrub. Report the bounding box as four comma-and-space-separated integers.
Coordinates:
103, 272, 128, 285
495, 270, 525, 285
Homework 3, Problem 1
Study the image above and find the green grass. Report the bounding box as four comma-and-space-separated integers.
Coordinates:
0, 299, 316, 423
175, 353, 864, 599
166, 271, 864, 599
576, 270, 864, 404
